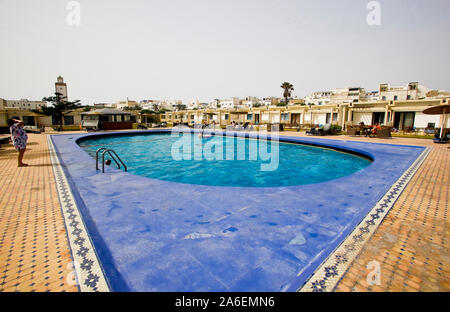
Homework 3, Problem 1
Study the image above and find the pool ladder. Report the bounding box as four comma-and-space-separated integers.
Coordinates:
96, 148, 128, 173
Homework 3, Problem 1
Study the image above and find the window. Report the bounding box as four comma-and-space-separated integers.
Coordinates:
382, 96, 387, 101
64, 116, 74, 125
83, 115, 99, 121
247, 114, 253, 120
224, 114, 229, 120
103, 115, 114, 122
332, 113, 338, 122
23, 116, 35, 126
394, 96, 398, 101
281, 113, 289, 121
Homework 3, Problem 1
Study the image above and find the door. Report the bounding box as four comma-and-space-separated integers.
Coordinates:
372, 112, 386, 125
394, 112, 415, 130
403, 112, 415, 129
291, 114, 300, 125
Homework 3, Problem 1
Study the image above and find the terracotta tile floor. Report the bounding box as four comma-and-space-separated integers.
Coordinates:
0, 134, 78, 292
0, 131, 448, 292
334, 141, 449, 292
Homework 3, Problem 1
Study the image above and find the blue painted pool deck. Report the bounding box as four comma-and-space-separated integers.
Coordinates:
51, 130, 425, 292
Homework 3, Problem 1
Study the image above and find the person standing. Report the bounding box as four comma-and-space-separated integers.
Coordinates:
8, 117, 29, 167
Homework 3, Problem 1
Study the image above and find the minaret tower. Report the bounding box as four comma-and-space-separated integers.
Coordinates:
55, 76, 68, 100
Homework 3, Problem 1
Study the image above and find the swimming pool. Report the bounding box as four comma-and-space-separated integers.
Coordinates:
78, 132, 371, 187
50, 130, 427, 292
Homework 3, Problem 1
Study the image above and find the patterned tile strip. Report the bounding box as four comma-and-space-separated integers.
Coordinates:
47, 135, 110, 292
299, 147, 432, 292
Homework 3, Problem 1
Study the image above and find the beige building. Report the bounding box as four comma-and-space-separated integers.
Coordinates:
0, 103, 83, 130
161, 98, 450, 132
114, 99, 139, 109
1, 98, 46, 110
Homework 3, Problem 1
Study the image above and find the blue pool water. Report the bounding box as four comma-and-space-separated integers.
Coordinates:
78, 132, 371, 187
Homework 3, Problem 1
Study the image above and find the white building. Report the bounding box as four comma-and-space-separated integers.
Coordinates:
330, 87, 366, 104
159, 101, 177, 111
304, 91, 332, 106
304, 88, 368, 105
241, 96, 260, 108
207, 99, 220, 109
2, 99, 46, 110
379, 82, 429, 101
260, 97, 279, 107
187, 99, 200, 110
139, 100, 161, 110
113, 98, 139, 109
365, 91, 380, 102
219, 97, 241, 109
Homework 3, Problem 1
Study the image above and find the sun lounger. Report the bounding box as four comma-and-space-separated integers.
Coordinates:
81, 120, 100, 131
312, 124, 332, 136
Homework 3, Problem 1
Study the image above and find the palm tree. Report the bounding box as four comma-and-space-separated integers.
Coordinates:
280, 82, 294, 106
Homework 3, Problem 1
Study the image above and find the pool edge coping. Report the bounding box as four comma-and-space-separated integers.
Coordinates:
47, 135, 110, 292
298, 146, 432, 292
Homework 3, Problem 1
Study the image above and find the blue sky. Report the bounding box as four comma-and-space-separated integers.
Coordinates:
0, 0, 449, 104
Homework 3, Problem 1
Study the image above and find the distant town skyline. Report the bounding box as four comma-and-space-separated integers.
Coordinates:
1, 0, 449, 105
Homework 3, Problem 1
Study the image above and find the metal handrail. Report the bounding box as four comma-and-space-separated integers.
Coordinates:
102, 149, 127, 173
102, 150, 122, 170
96, 148, 108, 170
95, 147, 127, 173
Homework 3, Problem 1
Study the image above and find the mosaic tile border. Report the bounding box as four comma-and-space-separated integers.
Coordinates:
298, 146, 432, 292
47, 135, 110, 292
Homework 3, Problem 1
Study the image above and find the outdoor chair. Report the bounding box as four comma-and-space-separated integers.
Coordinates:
347, 127, 360, 136
375, 127, 392, 138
